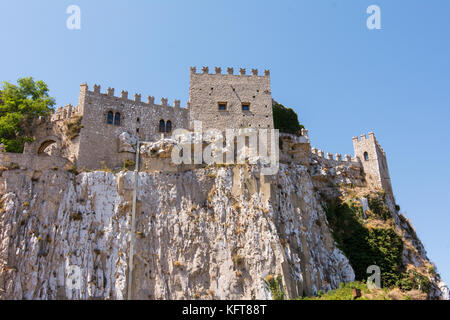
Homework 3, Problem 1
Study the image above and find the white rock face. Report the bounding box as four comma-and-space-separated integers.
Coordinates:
118, 132, 138, 153
438, 281, 449, 300
0, 163, 354, 300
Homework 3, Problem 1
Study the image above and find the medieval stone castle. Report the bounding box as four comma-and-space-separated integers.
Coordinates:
0, 66, 393, 197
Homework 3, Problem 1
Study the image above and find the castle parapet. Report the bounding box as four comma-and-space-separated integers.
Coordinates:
51, 104, 77, 122
134, 93, 141, 103
82, 83, 186, 109
80, 83, 88, 95
311, 146, 359, 165
352, 133, 376, 142
190, 66, 270, 77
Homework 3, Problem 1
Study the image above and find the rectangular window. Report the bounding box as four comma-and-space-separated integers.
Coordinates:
218, 102, 227, 111
242, 103, 250, 111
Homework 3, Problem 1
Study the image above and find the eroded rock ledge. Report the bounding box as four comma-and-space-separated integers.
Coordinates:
0, 163, 354, 300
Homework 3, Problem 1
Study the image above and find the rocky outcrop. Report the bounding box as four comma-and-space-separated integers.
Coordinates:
118, 132, 138, 153
0, 136, 447, 300
0, 163, 354, 300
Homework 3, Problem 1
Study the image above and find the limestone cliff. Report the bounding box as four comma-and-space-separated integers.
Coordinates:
0, 148, 447, 300
0, 162, 355, 299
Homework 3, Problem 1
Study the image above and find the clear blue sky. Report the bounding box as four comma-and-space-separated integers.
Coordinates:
1, 0, 449, 285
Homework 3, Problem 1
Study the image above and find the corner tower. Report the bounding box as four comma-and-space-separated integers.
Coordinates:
188, 66, 274, 131
353, 132, 394, 198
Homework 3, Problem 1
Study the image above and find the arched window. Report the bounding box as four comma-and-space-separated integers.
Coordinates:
159, 119, 165, 133
107, 111, 114, 124
114, 113, 121, 126
364, 151, 369, 161
166, 120, 172, 133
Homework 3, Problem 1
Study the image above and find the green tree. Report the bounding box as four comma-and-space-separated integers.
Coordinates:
272, 100, 304, 135
0, 77, 55, 152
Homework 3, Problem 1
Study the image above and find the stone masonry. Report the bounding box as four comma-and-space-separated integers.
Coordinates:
352, 132, 393, 197
189, 67, 273, 131
0, 66, 394, 198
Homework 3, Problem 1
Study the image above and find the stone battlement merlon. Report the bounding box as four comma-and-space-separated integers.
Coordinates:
352, 132, 377, 143
352, 131, 386, 154
81, 83, 186, 109
190, 66, 270, 77
311, 147, 357, 164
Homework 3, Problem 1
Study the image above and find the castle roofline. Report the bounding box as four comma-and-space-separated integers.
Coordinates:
79, 83, 185, 109
190, 66, 270, 77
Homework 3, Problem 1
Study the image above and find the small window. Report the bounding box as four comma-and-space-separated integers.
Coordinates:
364, 152, 369, 161
242, 103, 250, 111
137, 117, 140, 123
159, 120, 165, 133
218, 102, 227, 111
136, 128, 140, 133
114, 113, 121, 126
166, 120, 172, 133
107, 111, 114, 124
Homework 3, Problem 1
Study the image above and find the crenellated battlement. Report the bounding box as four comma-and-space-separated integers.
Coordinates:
82, 83, 185, 109
51, 104, 80, 122
189, 66, 273, 132
190, 66, 270, 77
311, 147, 357, 164
352, 132, 377, 143
353, 132, 386, 155
16, 67, 394, 203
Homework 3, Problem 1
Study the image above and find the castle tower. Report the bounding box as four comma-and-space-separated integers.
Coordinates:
352, 132, 394, 198
188, 67, 274, 131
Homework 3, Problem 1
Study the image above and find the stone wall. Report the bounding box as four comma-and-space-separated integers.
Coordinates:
75, 84, 189, 169
189, 67, 274, 131
0, 153, 69, 172
352, 133, 394, 198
